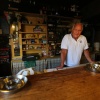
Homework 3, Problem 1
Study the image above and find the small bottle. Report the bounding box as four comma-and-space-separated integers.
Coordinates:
42, 50, 47, 57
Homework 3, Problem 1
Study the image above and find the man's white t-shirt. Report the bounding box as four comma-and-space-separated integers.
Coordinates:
61, 34, 88, 67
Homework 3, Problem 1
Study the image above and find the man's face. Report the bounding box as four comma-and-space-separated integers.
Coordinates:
71, 24, 83, 40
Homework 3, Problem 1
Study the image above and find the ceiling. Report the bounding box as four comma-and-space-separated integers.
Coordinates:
27, 0, 95, 11
1, 0, 100, 23
20, 0, 98, 19
20, 0, 95, 9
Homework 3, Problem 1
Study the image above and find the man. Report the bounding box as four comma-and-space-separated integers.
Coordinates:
57, 22, 94, 68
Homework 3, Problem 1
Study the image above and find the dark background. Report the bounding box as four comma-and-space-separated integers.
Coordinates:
0, 0, 99, 21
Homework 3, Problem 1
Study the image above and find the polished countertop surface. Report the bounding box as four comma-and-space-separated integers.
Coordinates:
0, 65, 100, 100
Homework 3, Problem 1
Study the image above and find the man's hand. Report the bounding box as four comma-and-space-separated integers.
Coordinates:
56, 66, 64, 69
89, 60, 95, 64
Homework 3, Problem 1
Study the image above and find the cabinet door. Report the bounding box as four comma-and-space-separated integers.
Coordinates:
10, 22, 22, 59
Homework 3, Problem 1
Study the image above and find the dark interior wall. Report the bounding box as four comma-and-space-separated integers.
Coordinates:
81, 0, 100, 19
80, 0, 100, 48
94, 31, 100, 42
0, 0, 9, 34
94, 26, 100, 42
0, 16, 10, 34
0, 0, 8, 14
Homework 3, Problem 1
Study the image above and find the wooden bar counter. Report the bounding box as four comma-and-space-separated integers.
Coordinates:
0, 66, 100, 100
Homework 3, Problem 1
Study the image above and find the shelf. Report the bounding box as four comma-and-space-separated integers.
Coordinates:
19, 31, 47, 34
21, 23, 47, 26
56, 43, 61, 44
48, 24, 56, 26
19, 12, 46, 17
22, 38, 47, 40
22, 38, 38, 39
0, 56, 9, 58
47, 15, 75, 20
22, 49, 43, 51
0, 48, 9, 50
22, 43, 47, 45
48, 39, 56, 41
57, 25, 70, 28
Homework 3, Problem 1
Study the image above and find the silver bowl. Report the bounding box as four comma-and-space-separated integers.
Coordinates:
0, 75, 28, 94
85, 62, 100, 73
5, 77, 21, 90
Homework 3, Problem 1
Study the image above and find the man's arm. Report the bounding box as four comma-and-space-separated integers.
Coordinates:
84, 49, 94, 63
57, 49, 67, 69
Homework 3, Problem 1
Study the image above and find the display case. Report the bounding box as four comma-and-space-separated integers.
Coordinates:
18, 12, 48, 58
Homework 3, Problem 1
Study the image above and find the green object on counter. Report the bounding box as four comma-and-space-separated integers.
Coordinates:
24, 61, 36, 68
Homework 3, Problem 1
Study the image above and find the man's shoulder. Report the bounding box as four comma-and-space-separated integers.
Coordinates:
64, 34, 71, 38
80, 35, 86, 39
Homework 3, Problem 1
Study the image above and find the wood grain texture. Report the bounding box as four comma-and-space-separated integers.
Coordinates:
0, 66, 100, 100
